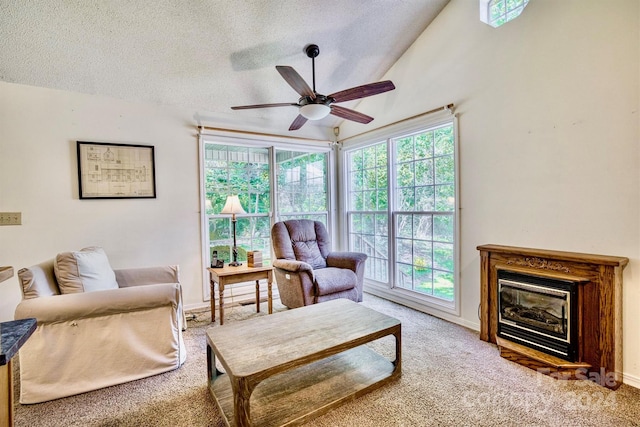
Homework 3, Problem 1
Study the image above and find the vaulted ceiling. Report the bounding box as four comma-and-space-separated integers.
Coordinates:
0, 1, 449, 134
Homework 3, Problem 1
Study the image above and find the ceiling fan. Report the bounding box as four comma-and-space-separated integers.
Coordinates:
231, 44, 396, 131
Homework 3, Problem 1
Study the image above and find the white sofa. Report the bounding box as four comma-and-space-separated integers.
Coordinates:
14, 248, 187, 404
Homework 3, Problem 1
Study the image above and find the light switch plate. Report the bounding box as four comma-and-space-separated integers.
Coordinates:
0, 212, 21, 225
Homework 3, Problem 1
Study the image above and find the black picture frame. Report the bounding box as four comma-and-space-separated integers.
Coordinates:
77, 141, 156, 199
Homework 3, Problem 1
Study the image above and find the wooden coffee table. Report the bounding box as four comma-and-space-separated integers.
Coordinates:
206, 299, 401, 427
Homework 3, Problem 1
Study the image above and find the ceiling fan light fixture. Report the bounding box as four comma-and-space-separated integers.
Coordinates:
299, 103, 331, 120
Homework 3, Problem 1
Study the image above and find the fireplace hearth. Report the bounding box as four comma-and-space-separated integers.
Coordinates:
478, 244, 628, 389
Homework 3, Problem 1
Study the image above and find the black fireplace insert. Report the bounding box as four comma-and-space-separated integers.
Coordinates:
497, 270, 578, 361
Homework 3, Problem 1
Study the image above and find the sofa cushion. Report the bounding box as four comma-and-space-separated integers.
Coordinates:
54, 247, 118, 294
18, 260, 61, 299
314, 267, 356, 296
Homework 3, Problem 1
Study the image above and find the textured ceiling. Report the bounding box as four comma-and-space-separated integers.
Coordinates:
0, 0, 449, 135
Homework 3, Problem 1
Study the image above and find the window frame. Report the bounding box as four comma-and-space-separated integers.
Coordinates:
203, 144, 273, 273
339, 111, 460, 317
480, 0, 530, 28
198, 131, 334, 302
275, 150, 330, 226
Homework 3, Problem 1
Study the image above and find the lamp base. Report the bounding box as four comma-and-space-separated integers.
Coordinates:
228, 261, 242, 267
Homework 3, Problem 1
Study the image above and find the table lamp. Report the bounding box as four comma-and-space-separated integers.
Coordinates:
220, 195, 246, 266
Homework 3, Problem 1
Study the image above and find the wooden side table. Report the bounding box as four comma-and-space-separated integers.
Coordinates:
207, 265, 273, 325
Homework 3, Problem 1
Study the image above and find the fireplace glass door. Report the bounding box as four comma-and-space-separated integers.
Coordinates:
497, 271, 578, 361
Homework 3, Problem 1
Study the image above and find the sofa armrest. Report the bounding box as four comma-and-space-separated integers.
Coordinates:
14, 283, 181, 325
273, 259, 313, 274
326, 252, 367, 272
115, 265, 179, 288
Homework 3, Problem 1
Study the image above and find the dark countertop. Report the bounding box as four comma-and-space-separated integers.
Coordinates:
1, 318, 37, 365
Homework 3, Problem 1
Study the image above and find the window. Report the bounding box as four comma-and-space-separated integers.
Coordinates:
276, 150, 329, 224
393, 125, 455, 301
347, 143, 389, 283
480, 0, 530, 28
199, 134, 332, 303
345, 118, 458, 312
203, 145, 272, 266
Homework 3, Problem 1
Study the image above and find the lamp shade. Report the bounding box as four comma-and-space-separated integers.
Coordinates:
220, 195, 246, 215
299, 103, 331, 120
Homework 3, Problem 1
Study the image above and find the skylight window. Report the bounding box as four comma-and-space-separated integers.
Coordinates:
480, 0, 529, 28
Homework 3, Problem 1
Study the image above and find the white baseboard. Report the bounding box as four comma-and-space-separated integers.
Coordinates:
184, 302, 210, 312
185, 289, 280, 314
364, 288, 480, 331
623, 371, 640, 389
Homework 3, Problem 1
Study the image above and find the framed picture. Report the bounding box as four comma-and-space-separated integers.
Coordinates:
77, 141, 156, 199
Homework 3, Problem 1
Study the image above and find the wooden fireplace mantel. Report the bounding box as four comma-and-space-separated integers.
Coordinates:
478, 244, 628, 389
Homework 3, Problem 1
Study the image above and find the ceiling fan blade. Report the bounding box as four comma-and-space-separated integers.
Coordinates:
289, 114, 308, 131
231, 103, 298, 110
276, 66, 315, 98
330, 105, 374, 124
328, 80, 396, 103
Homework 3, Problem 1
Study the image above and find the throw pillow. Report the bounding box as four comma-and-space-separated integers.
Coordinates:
18, 260, 61, 299
54, 246, 119, 293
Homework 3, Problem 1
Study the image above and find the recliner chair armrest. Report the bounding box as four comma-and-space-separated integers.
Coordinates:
326, 252, 368, 272
273, 259, 314, 273
15, 283, 182, 325
115, 265, 179, 288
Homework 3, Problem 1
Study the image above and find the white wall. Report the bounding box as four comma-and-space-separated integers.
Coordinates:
0, 82, 330, 321
340, 0, 640, 386
0, 82, 198, 316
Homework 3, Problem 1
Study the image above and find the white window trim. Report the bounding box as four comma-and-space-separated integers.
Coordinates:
339, 110, 461, 319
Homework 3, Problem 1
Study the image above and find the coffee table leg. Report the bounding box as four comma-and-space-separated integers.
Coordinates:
233, 378, 256, 427
393, 326, 402, 374
219, 281, 225, 326
207, 344, 221, 383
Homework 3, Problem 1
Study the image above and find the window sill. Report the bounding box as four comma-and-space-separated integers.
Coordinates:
364, 281, 471, 328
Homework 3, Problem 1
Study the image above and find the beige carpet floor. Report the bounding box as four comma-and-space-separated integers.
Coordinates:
13, 294, 640, 426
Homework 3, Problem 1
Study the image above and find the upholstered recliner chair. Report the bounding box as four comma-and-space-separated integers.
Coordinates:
14, 247, 187, 404
271, 220, 367, 308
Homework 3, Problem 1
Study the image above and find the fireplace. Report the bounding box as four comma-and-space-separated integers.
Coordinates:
497, 271, 577, 362
477, 244, 628, 389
